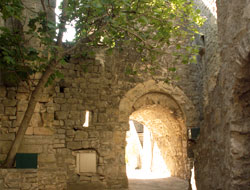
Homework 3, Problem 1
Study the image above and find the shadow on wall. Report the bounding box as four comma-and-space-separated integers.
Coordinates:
235, 53, 250, 118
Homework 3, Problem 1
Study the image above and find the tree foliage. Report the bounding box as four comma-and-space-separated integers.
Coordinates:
0, 0, 204, 85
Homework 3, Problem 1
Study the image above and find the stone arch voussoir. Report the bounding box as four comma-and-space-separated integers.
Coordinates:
119, 80, 198, 128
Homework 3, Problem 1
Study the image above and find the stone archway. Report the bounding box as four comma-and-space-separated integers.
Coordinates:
119, 80, 198, 128
119, 80, 198, 181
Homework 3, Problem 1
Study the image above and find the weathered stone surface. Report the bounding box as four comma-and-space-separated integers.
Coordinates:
67, 142, 82, 150
74, 131, 88, 141
55, 111, 68, 120
19, 144, 43, 153
1, 1, 249, 190
0, 104, 4, 114
29, 113, 43, 127
0, 133, 15, 141
5, 107, 16, 116
0, 141, 12, 153
33, 127, 54, 135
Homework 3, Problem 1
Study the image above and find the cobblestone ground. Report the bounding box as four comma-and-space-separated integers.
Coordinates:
128, 177, 189, 190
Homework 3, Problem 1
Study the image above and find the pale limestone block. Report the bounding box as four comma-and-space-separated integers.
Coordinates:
17, 100, 28, 112
42, 113, 54, 123
34, 103, 41, 113
25, 127, 34, 135
19, 144, 43, 153
38, 154, 56, 163
30, 113, 42, 127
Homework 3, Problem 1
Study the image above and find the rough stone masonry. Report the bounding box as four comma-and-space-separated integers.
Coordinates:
0, 0, 250, 190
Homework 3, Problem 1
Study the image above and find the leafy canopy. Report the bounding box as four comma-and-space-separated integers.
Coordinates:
0, 0, 204, 85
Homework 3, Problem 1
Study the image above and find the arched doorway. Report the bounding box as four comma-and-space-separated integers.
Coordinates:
119, 80, 198, 186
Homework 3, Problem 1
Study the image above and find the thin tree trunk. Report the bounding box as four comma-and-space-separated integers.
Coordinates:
3, 62, 56, 168
3, 0, 69, 168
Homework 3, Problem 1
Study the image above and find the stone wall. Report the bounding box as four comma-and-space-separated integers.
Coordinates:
194, 0, 250, 189
1, 0, 243, 189
0, 46, 201, 189
0, 169, 67, 190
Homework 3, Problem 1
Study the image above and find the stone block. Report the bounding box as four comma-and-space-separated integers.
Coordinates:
30, 113, 42, 127
38, 154, 56, 163
89, 131, 99, 138
67, 142, 82, 150
55, 111, 68, 120
7, 91, 16, 99
0, 86, 6, 97
42, 112, 54, 122
0, 133, 15, 141
33, 127, 54, 136
9, 116, 16, 120
74, 131, 88, 141
69, 111, 80, 120
17, 100, 28, 112
61, 104, 71, 111
53, 144, 65, 148
46, 106, 54, 113
3, 99, 17, 106
57, 129, 65, 134
5, 107, 16, 116
82, 141, 89, 148
66, 130, 75, 137
19, 144, 43, 153
39, 94, 51, 103
34, 103, 41, 112
0, 141, 12, 153
113, 131, 125, 144
54, 98, 66, 104
25, 127, 34, 135
56, 134, 65, 139
0, 104, 4, 114
2, 120, 12, 127
13, 112, 25, 127
16, 93, 29, 100
65, 120, 75, 126
0, 154, 7, 162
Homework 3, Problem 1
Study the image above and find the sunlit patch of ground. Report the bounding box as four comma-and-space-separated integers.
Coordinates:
127, 167, 171, 179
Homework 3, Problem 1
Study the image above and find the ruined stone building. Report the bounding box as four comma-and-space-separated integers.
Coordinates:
0, 0, 249, 189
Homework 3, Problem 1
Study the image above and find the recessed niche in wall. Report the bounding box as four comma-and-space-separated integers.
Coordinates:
60, 86, 65, 93
76, 150, 97, 173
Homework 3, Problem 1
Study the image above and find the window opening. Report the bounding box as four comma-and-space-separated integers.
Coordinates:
83, 110, 90, 127
60, 86, 65, 93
